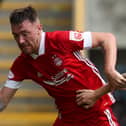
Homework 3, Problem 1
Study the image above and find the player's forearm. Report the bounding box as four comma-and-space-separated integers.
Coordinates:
94, 84, 112, 100
0, 101, 6, 111
0, 87, 17, 111
102, 34, 117, 73
76, 84, 113, 109
0, 93, 7, 111
94, 73, 126, 99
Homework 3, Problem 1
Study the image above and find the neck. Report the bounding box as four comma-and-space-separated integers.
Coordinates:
35, 30, 42, 55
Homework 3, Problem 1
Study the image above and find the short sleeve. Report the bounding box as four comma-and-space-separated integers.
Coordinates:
68, 31, 92, 50
83, 32, 92, 49
4, 79, 22, 89
4, 55, 27, 89
47, 31, 92, 53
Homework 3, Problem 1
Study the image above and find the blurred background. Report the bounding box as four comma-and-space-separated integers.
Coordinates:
0, 0, 126, 126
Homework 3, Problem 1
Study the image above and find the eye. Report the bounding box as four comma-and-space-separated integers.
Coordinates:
12, 33, 19, 39
22, 32, 29, 37
21, 31, 30, 37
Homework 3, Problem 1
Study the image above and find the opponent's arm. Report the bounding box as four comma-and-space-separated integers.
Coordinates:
0, 87, 17, 111
76, 73, 126, 109
76, 84, 112, 109
91, 32, 126, 88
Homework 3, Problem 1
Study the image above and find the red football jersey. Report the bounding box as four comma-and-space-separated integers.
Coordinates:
5, 31, 115, 122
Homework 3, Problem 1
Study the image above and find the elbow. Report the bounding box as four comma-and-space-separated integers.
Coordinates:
100, 33, 117, 48
106, 32, 115, 37
105, 33, 116, 44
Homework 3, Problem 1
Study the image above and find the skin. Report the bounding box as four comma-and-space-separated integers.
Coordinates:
11, 19, 42, 55
76, 73, 126, 109
76, 84, 111, 109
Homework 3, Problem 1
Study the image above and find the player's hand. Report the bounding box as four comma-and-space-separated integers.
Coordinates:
116, 73, 126, 89
122, 73, 126, 78
76, 89, 98, 109
106, 70, 126, 89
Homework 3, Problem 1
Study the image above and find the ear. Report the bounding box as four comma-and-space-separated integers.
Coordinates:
37, 24, 42, 30
36, 24, 42, 36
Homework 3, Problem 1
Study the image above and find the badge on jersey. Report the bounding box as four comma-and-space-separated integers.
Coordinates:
69, 31, 83, 41
52, 55, 63, 66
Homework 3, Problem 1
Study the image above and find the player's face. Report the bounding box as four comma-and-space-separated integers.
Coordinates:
11, 19, 42, 55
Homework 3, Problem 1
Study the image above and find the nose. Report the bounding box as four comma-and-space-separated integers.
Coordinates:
18, 35, 25, 44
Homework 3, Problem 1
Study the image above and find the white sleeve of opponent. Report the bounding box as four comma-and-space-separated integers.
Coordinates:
83, 32, 92, 49
4, 80, 22, 89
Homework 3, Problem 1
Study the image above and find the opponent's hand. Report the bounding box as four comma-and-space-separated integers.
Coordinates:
122, 73, 126, 78
117, 73, 126, 89
76, 84, 112, 109
106, 70, 126, 89
76, 89, 98, 109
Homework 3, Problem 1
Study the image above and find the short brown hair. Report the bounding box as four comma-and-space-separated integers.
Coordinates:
9, 6, 38, 25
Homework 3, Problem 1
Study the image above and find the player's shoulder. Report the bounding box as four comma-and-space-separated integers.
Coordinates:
46, 30, 69, 35
46, 30, 69, 39
10, 52, 30, 74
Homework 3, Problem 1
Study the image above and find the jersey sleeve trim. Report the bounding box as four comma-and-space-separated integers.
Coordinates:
83, 32, 92, 49
4, 80, 22, 89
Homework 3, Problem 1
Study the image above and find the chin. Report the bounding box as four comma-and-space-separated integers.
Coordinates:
22, 50, 32, 55
20, 46, 33, 55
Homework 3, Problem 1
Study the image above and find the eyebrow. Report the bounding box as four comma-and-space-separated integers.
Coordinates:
12, 32, 18, 35
12, 30, 30, 35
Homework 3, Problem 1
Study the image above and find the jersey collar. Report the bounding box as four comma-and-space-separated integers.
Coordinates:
31, 31, 46, 59
39, 31, 46, 55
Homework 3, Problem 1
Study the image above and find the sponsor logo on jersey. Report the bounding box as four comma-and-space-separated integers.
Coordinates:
43, 69, 74, 86
70, 31, 83, 41
52, 55, 63, 66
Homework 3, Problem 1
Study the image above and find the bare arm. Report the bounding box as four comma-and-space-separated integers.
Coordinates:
76, 84, 112, 109
76, 73, 126, 109
92, 32, 117, 72
0, 87, 17, 111
91, 32, 126, 88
